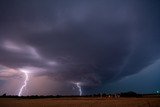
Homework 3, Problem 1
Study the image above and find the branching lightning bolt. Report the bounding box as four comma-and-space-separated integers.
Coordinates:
75, 82, 82, 96
18, 69, 29, 96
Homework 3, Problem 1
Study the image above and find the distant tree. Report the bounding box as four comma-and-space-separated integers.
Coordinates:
102, 93, 107, 97
120, 91, 142, 97
2, 93, 6, 97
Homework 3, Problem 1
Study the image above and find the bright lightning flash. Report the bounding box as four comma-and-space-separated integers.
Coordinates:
74, 82, 82, 96
18, 69, 29, 96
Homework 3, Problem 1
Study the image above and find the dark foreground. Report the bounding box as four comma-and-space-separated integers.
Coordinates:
0, 98, 160, 107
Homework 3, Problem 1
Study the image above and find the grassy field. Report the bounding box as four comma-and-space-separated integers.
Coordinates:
0, 98, 160, 107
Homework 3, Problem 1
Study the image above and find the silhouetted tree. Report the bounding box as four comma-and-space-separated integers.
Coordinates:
2, 93, 6, 97
120, 91, 142, 97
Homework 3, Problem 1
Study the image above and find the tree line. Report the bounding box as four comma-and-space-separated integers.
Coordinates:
0, 91, 147, 98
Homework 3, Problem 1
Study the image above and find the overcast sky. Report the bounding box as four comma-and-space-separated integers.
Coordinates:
0, 0, 160, 95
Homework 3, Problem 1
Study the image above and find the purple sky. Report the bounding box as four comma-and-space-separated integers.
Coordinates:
0, 0, 160, 95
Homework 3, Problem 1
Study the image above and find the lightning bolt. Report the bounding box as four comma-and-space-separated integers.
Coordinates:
75, 82, 82, 96
18, 69, 29, 96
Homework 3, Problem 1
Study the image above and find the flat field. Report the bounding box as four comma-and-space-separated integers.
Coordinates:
0, 98, 160, 107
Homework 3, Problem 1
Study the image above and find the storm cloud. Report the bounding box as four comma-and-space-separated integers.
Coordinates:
0, 0, 160, 95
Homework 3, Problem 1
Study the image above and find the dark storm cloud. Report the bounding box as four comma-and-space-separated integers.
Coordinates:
0, 0, 160, 94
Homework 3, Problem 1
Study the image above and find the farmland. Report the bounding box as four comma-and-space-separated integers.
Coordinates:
0, 98, 160, 107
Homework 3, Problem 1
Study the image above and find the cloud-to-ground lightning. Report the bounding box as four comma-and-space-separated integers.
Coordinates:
18, 69, 29, 96
74, 82, 82, 96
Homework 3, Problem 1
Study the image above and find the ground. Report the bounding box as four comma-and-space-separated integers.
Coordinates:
0, 98, 160, 107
